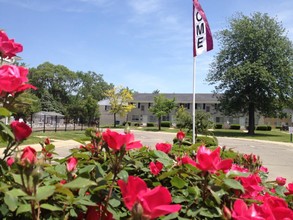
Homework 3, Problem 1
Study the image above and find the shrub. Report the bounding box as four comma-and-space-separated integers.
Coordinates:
215, 124, 223, 129
196, 136, 218, 147
146, 122, 155, 127
230, 124, 240, 130
122, 121, 131, 126
256, 125, 272, 131
134, 122, 140, 126
161, 121, 171, 127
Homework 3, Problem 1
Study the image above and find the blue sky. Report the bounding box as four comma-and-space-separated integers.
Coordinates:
1, 0, 292, 93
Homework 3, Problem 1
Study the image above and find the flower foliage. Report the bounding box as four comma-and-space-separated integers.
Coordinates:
0, 30, 292, 220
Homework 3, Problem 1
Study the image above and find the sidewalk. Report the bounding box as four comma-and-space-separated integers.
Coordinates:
0, 140, 82, 158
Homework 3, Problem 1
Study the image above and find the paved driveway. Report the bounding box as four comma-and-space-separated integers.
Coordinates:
128, 130, 293, 182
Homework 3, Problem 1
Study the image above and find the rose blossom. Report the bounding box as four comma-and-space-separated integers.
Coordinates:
155, 143, 172, 154
66, 157, 78, 172
6, 157, 15, 167
149, 161, 163, 176
10, 120, 32, 142
118, 176, 181, 219
0, 65, 29, 93
0, 30, 23, 59
276, 177, 286, 186
176, 130, 185, 141
20, 146, 37, 165
195, 146, 233, 172
102, 129, 142, 151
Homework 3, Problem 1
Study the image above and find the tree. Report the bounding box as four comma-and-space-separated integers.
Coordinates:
149, 94, 176, 130
175, 106, 192, 132
76, 71, 113, 101
207, 13, 293, 135
28, 62, 79, 113
194, 110, 214, 138
105, 86, 135, 128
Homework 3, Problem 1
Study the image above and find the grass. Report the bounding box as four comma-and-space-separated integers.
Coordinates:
212, 129, 292, 143
0, 130, 89, 148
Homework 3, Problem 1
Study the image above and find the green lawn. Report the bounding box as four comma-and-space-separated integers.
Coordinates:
0, 130, 89, 148
212, 129, 292, 143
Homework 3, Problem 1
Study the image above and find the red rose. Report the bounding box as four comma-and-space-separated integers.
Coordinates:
66, 157, 78, 172
118, 176, 181, 219
276, 177, 286, 186
176, 130, 185, 141
155, 143, 172, 154
195, 146, 233, 172
102, 129, 142, 151
20, 146, 37, 165
149, 161, 163, 176
0, 65, 30, 93
0, 30, 23, 59
6, 157, 15, 167
10, 120, 32, 141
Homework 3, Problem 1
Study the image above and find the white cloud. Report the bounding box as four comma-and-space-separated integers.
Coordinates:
127, 0, 162, 15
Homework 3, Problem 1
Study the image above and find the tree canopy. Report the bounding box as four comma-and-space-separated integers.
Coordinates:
207, 12, 293, 134
104, 86, 135, 127
28, 62, 112, 124
149, 94, 176, 130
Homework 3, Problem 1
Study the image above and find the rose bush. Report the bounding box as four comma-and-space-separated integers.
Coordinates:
0, 30, 292, 220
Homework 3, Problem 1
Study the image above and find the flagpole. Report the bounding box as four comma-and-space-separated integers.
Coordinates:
192, 57, 196, 144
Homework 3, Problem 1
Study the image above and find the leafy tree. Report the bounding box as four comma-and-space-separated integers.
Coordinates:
105, 86, 135, 128
207, 13, 293, 135
175, 106, 192, 132
7, 91, 41, 122
149, 94, 176, 130
28, 62, 79, 113
194, 110, 214, 138
76, 71, 113, 101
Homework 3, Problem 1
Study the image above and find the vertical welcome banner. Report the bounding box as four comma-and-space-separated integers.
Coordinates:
192, 0, 213, 143
193, 0, 213, 56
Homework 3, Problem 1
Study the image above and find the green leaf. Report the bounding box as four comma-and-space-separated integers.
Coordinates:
171, 176, 186, 189
4, 191, 19, 211
226, 170, 250, 178
0, 107, 12, 117
40, 203, 63, 211
12, 174, 23, 185
36, 185, 55, 202
64, 177, 97, 189
16, 204, 31, 215
158, 169, 179, 180
78, 165, 95, 174
109, 198, 121, 208
117, 170, 128, 181
44, 144, 55, 152
223, 179, 244, 193
153, 150, 174, 166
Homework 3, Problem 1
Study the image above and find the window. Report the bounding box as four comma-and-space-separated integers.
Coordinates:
206, 106, 210, 112
104, 106, 110, 111
141, 105, 145, 111
148, 103, 152, 108
203, 103, 206, 109
137, 103, 141, 109
132, 115, 139, 121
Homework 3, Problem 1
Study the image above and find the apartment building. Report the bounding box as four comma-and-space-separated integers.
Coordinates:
99, 93, 246, 127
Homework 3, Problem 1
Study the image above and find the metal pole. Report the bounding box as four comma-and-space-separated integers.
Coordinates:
192, 58, 196, 144
55, 115, 57, 132
43, 115, 46, 133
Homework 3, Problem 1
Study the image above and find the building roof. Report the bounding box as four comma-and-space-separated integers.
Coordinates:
33, 111, 64, 117
132, 93, 220, 103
